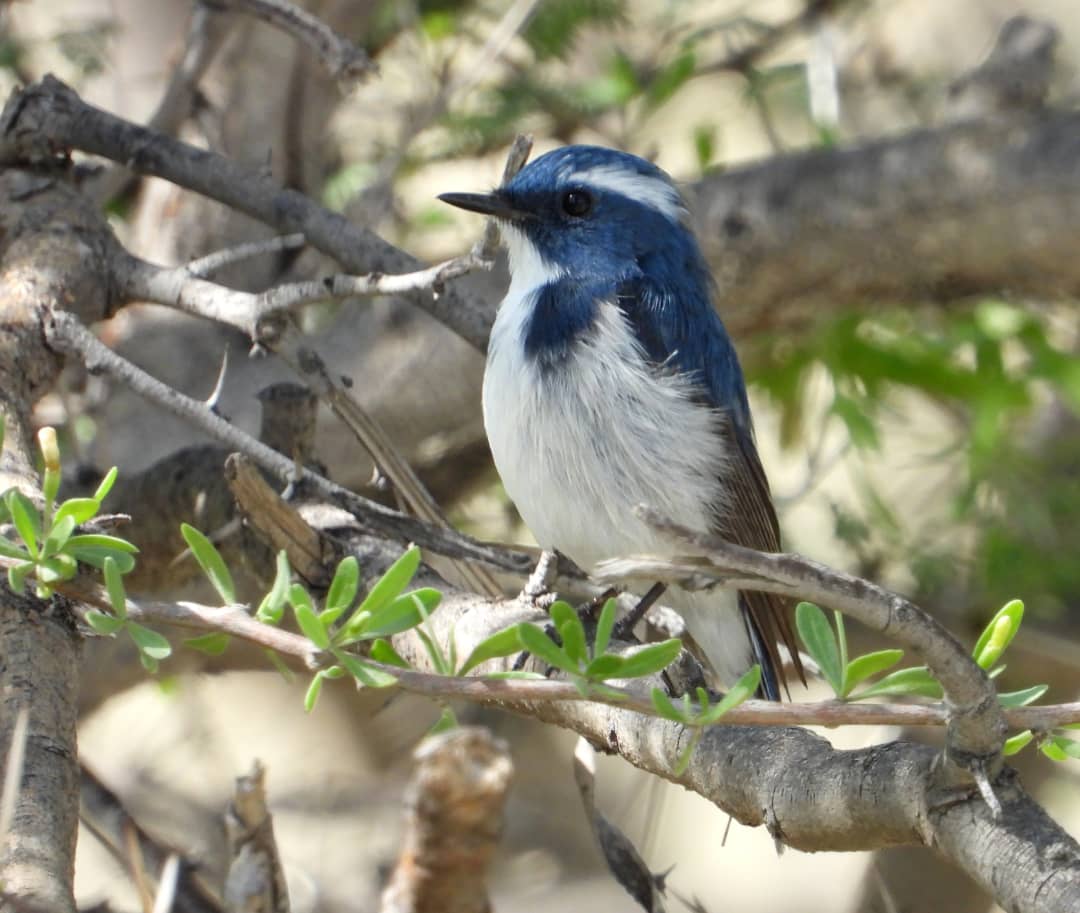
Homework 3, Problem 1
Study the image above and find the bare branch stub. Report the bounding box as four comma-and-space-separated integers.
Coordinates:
224, 761, 289, 913
380, 728, 513, 913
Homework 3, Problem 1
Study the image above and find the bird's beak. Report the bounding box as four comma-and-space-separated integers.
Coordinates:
437, 190, 529, 222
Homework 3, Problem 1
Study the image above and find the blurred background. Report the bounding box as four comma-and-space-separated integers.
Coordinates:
4, 0, 1079, 910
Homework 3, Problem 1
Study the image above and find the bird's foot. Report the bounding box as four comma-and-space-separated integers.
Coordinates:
519, 548, 559, 608
612, 582, 667, 641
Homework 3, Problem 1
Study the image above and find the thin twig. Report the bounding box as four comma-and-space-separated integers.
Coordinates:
0, 76, 494, 349
213, 0, 374, 85
43, 310, 533, 576
185, 233, 307, 278
88, 4, 234, 205
151, 855, 181, 913
11, 555, 1076, 733
114, 246, 504, 598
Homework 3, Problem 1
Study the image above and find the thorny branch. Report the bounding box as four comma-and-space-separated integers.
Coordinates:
4, 550, 1075, 736
597, 509, 1008, 771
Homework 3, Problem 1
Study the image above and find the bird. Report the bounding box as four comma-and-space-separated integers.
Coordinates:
439, 145, 804, 700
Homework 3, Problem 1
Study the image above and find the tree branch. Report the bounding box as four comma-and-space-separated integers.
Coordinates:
597, 508, 1007, 771
68, 518, 1075, 913
213, 0, 374, 85
0, 76, 495, 351
690, 107, 1080, 337
43, 310, 534, 579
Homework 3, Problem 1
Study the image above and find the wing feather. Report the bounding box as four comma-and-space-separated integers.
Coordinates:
616, 270, 806, 698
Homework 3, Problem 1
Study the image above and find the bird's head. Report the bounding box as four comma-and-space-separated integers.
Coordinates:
439, 145, 696, 286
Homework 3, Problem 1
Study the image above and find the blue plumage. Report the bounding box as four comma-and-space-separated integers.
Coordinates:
440, 145, 804, 699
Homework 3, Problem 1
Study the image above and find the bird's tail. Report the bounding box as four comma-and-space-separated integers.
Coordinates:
742, 593, 782, 702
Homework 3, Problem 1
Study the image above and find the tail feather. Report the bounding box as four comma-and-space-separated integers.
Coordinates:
742, 593, 782, 702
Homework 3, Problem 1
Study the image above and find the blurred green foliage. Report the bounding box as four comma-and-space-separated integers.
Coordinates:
752, 301, 1080, 622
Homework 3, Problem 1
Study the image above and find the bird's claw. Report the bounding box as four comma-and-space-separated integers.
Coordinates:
519, 548, 560, 606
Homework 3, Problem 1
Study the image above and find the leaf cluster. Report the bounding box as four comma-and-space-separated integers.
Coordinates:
795, 598, 1078, 759
0, 427, 135, 599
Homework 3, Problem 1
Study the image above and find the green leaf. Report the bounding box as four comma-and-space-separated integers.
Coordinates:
290, 583, 329, 649
257, 551, 291, 624
355, 545, 421, 618
997, 684, 1048, 708
673, 729, 703, 776
126, 622, 172, 660
517, 622, 576, 675
646, 49, 696, 110
796, 602, 843, 695
41, 514, 76, 558
593, 598, 617, 657
428, 705, 458, 735
52, 497, 102, 527
7, 561, 32, 594
180, 523, 235, 604
557, 614, 588, 668
583, 653, 625, 680
650, 687, 690, 723
459, 624, 525, 675
363, 589, 441, 639
851, 665, 943, 700
1042, 736, 1080, 761
6, 490, 41, 558
369, 638, 410, 669
335, 651, 398, 688
1053, 736, 1080, 759
1002, 730, 1033, 756
185, 632, 231, 655
693, 124, 715, 171
323, 556, 359, 623
264, 649, 294, 682
612, 639, 682, 680
93, 466, 118, 503
548, 600, 576, 629
414, 625, 451, 676
85, 609, 124, 635
973, 599, 1024, 669
65, 533, 138, 554
36, 554, 76, 583
843, 649, 904, 694
103, 556, 127, 618
0, 537, 29, 560
67, 545, 136, 574
700, 665, 762, 724
830, 393, 880, 450
304, 672, 326, 712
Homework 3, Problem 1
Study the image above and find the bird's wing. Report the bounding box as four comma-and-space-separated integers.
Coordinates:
616, 270, 806, 698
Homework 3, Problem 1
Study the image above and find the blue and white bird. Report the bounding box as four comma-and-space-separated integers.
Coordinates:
440, 145, 804, 700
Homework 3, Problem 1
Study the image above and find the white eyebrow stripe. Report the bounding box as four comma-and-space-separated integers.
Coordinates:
565, 164, 685, 223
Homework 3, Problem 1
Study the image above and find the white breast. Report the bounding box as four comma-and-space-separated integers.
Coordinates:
482, 260, 755, 684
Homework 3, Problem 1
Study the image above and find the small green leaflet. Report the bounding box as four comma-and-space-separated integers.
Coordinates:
796, 602, 843, 695
290, 583, 329, 649
459, 624, 524, 675
180, 523, 236, 604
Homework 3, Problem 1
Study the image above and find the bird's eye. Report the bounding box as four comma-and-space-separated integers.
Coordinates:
561, 189, 592, 217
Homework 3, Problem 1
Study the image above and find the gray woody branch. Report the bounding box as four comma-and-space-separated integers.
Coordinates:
7, 76, 1080, 353
56, 513, 1076, 913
